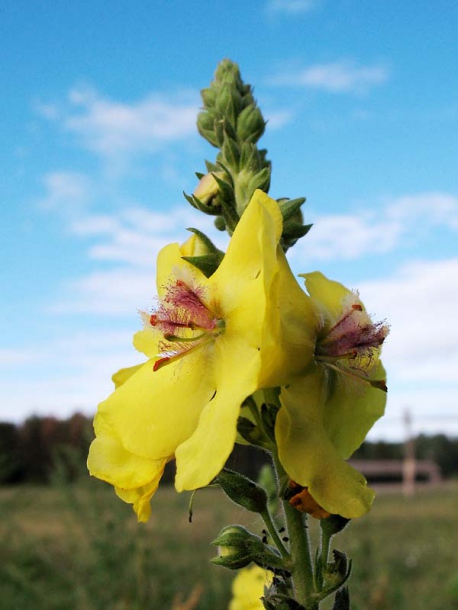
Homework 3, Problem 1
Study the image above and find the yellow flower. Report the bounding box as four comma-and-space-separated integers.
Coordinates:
229, 565, 273, 610
276, 272, 389, 519
87, 190, 314, 521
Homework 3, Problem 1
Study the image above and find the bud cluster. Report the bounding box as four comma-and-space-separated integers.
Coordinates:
185, 59, 311, 250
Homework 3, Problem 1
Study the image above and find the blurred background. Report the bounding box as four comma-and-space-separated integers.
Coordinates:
1, 2, 457, 609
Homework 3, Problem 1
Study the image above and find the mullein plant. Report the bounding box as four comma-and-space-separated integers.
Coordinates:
88, 59, 389, 610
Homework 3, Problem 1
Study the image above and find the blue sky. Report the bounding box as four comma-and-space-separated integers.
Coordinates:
2, 0, 457, 439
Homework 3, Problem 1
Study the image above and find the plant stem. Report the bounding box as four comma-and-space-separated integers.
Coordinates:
273, 452, 319, 609
260, 508, 290, 560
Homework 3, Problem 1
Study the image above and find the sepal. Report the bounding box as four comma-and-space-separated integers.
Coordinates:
211, 525, 286, 571
332, 587, 350, 610
216, 468, 268, 513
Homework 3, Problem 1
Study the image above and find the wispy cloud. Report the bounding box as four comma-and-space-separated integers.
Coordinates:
50, 203, 226, 315
37, 85, 200, 159
290, 192, 458, 262
268, 59, 389, 94
38, 171, 93, 212
266, 0, 320, 15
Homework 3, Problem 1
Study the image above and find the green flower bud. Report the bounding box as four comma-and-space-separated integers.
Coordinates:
237, 105, 266, 143
211, 525, 260, 570
211, 525, 287, 572
217, 468, 268, 513
193, 172, 222, 205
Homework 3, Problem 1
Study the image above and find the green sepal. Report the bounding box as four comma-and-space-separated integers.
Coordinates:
211, 171, 235, 201
200, 87, 217, 108
321, 514, 350, 538
211, 525, 286, 571
278, 197, 306, 221
315, 551, 352, 601
182, 254, 223, 278
221, 135, 241, 171
332, 587, 350, 610
184, 193, 222, 216
237, 104, 266, 143
216, 468, 268, 513
205, 159, 220, 173
282, 221, 313, 240
260, 403, 278, 443
263, 596, 306, 610
219, 193, 240, 234
214, 216, 226, 231
185, 227, 223, 255
236, 416, 271, 449
248, 166, 271, 194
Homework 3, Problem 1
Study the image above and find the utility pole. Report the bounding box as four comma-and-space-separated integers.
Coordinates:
402, 408, 416, 496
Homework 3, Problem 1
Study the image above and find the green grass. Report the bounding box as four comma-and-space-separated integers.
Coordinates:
1, 478, 457, 609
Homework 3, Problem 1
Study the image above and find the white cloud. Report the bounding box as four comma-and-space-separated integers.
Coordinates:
265, 108, 295, 129
39, 85, 200, 159
289, 192, 458, 263
269, 59, 389, 94
38, 171, 93, 212
0, 349, 36, 366
358, 258, 458, 438
0, 330, 141, 422
266, 0, 319, 14
50, 203, 226, 315
359, 258, 458, 374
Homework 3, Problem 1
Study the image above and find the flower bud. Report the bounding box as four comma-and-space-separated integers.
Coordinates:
193, 173, 222, 205
211, 525, 260, 570
237, 105, 266, 143
217, 469, 268, 513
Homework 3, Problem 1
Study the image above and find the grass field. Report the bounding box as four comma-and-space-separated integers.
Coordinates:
1, 477, 457, 610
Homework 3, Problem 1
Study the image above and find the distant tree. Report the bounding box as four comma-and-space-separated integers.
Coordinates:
0, 422, 23, 483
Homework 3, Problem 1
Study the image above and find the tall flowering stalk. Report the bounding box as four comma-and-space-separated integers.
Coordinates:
88, 60, 389, 609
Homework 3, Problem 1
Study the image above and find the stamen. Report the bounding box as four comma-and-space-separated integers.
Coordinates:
147, 277, 225, 373
323, 361, 387, 392
316, 295, 389, 393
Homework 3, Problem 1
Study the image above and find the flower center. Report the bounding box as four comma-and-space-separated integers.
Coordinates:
148, 278, 224, 371
315, 295, 389, 391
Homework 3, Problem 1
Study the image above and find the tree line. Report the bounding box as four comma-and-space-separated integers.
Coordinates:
1, 413, 458, 485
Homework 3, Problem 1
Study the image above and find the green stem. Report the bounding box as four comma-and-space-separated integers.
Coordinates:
273, 452, 319, 609
260, 508, 290, 560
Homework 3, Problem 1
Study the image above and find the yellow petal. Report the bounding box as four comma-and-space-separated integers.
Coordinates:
88, 417, 166, 491
210, 190, 281, 318
132, 328, 160, 359
260, 248, 317, 386
97, 355, 215, 462
112, 363, 144, 388
301, 271, 352, 325
276, 374, 374, 518
175, 340, 260, 491
156, 241, 208, 297
115, 478, 164, 523
323, 361, 387, 458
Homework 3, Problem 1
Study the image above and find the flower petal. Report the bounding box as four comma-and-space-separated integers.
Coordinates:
87, 416, 166, 491
210, 190, 281, 319
260, 249, 317, 386
276, 374, 375, 518
301, 271, 352, 325
175, 340, 260, 491
323, 361, 387, 458
97, 355, 216, 462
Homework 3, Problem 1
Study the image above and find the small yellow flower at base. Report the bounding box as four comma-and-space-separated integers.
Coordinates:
229, 565, 273, 610
87, 190, 315, 521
